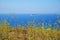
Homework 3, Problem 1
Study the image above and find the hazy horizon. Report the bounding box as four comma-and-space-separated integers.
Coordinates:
0, 0, 60, 14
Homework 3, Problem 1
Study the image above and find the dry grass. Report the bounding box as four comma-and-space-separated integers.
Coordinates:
0, 20, 60, 40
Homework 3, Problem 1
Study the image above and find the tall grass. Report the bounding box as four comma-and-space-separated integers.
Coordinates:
0, 20, 60, 40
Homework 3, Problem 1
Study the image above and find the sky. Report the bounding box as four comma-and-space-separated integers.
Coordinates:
0, 0, 60, 14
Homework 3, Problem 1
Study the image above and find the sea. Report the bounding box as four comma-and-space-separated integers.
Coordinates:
0, 14, 60, 28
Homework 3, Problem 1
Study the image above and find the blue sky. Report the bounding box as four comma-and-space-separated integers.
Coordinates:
0, 0, 60, 14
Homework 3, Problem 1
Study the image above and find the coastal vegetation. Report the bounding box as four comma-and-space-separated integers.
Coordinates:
0, 20, 60, 40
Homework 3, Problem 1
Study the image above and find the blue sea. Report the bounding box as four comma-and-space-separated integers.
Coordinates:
0, 14, 60, 28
